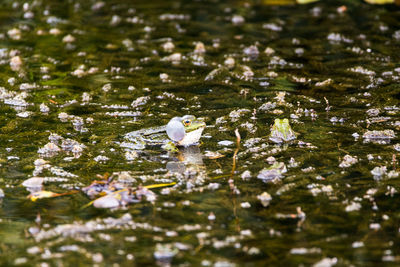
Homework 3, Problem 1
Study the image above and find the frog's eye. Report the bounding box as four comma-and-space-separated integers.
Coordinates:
183, 119, 191, 127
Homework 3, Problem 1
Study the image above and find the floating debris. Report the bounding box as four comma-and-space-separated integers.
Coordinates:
93, 194, 121, 209
363, 129, 395, 140
125, 150, 138, 160
243, 45, 259, 58
16, 111, 32, 118
352, 241, 364, 248
264, 47, 275, 55
241, 170, 251, 180
218, 140, 234, 146
259, 102, 277, 111
231, 15, 245, 25
37, 142, 61, 156
161, 41, 175, 52
27, 190, 76, 202
204, 151, 224, 159
93, 155, 110, 162
131, 96, 150, 109
159, 73, 171, 83
50, 166, 77, 178
257, 192, 272, 207
161, 53, 182, 64
207, 212, 216, 221
371, 166, 387, 178
10, 56, 23, 71
339, 155, 358, 168
194, 42, 206, 54
263, 23, 283, 32
345, 202, 362, 212
349, 66, 375, 76
241, 202, 251, 208
229, 109, 251, 122
327, 32, 353, 43
62, 34, 75, 43
290, 247, 321, 255
117, 171, 136, 184
22, 177, 44, 188
308, 184, 334, 197
315, 78, 333, 87
39, 103, 50, 113
313, 257, 337, 267
8, 28, 22, 40
370, 223, 381, 230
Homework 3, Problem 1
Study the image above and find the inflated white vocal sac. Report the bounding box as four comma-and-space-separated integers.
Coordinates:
166, 117, 185, 142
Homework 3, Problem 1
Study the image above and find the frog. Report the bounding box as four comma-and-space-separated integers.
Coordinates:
122, 115, 206, 151
257, 162, 287, 181
269, 118, 296, 143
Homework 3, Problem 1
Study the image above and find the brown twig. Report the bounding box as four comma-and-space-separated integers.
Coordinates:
230, 128, 241, 176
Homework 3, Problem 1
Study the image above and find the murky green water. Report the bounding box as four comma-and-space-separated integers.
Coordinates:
0, 0, 399, 266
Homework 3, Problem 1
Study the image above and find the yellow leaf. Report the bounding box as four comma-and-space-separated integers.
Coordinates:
27, 190, 78, 202
364, 0, 394, 3
297, 0, 319, 4
144, 182, 176, 189
28, 191, 61, 202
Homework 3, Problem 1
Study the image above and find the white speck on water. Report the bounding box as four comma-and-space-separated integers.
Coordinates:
94, 155, 109, 162
370, 223, 381, 230
313, 257, 337, 267
218, 140, 234, 146
345, 202, 361, 212
240, 202, 251, 208
16, 111, 31, 118
352, 241, 364, 248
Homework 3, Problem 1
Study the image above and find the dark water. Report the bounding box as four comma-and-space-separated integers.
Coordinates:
0, 0, 399, 266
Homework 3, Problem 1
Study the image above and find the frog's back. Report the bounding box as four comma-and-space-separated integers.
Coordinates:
124, 125, 168, 147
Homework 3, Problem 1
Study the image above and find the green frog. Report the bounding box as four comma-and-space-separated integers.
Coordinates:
269, 118, 296, 143
123, 115, 206, 151
257, 162, 287, 181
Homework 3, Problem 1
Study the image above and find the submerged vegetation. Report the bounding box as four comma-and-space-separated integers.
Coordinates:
0, 0, 399, 266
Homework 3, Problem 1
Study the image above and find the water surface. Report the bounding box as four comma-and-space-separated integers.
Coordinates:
0, 0, 399, 266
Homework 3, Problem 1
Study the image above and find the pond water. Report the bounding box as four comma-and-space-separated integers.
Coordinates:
0, 0, 399, 266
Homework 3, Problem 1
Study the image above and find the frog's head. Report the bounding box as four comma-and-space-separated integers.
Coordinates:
269, 118, 296, 143
166, 115, 206, 146
273, 118, 289, 130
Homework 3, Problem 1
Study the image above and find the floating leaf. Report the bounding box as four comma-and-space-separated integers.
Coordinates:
296, 0, 319, 4
28, 191, 61, 201
364, 0, 394, 4
144, 182, 176, 189
28, 190, 77, 202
